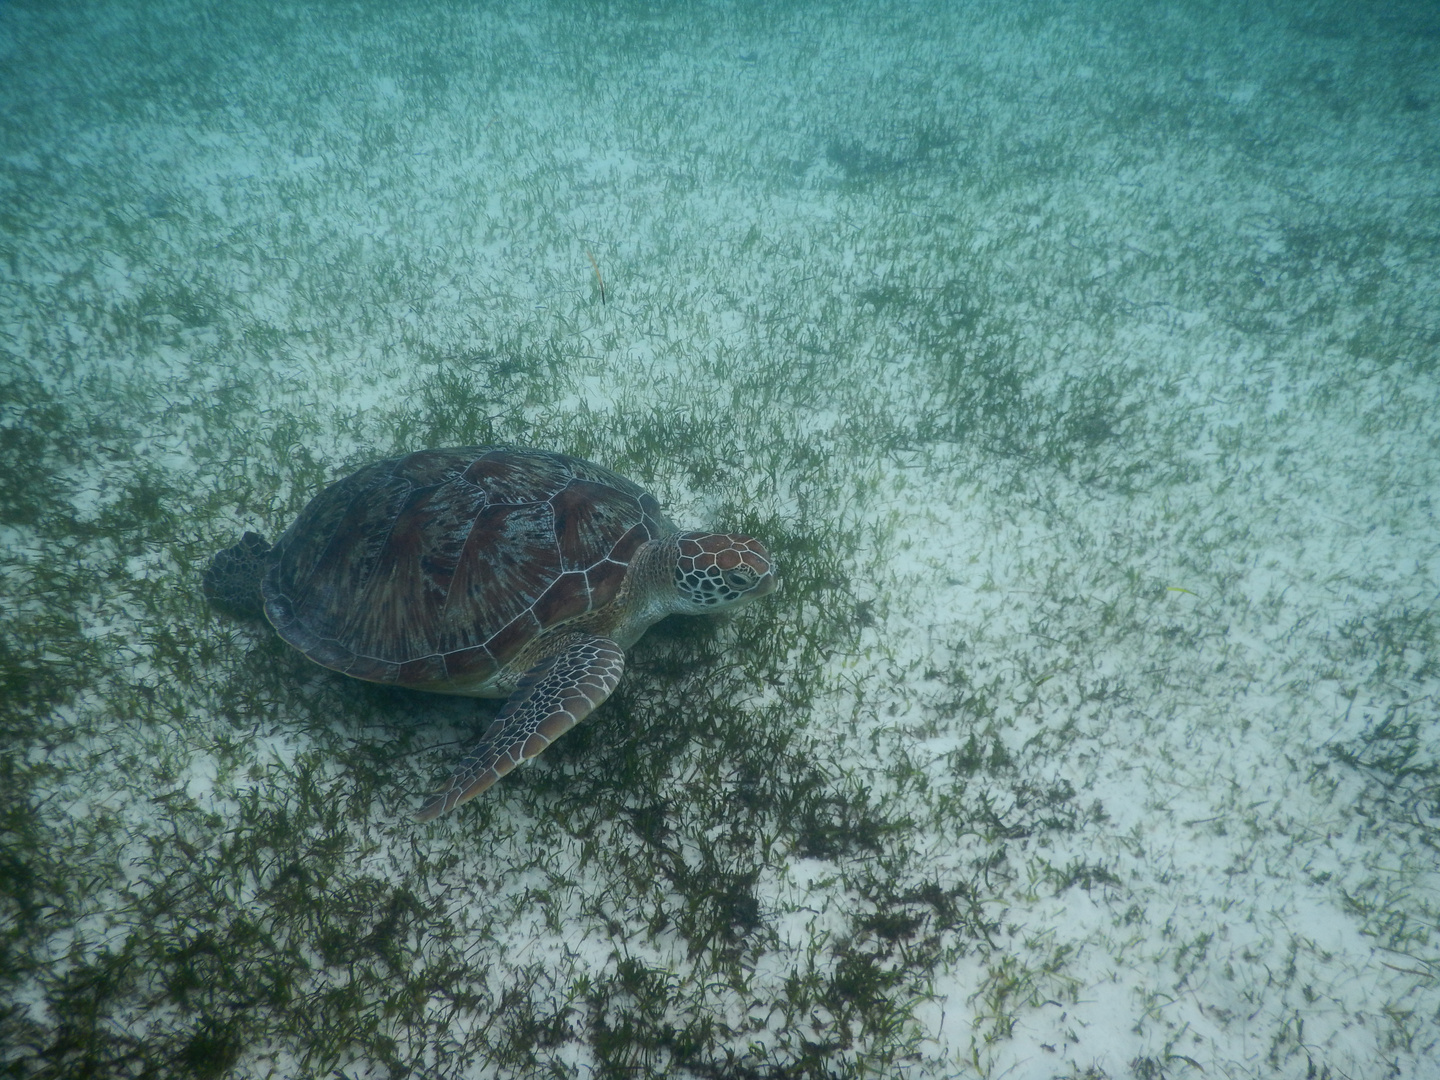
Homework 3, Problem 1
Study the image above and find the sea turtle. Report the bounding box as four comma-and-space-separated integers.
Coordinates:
203, 445, 777, 821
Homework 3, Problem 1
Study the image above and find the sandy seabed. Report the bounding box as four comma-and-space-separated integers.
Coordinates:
2, 2, 1437, 1078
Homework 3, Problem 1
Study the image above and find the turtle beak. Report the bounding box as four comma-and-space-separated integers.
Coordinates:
754, 570, 778, 597
741, 540, 777, 598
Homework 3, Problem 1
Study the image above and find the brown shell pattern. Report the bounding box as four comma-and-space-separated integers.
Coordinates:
261, 447, 674, 690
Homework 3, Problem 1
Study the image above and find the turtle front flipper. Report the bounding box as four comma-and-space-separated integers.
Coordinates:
415, 636, 625, 822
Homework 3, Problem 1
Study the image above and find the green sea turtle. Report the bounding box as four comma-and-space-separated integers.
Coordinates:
203, 446, 777, 821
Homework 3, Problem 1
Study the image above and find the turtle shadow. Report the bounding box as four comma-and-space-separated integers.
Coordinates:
205, 606, 736, 819
822, 123, 959, 181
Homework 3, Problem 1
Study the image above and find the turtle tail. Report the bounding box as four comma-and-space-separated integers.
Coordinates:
202, 531, 272, 619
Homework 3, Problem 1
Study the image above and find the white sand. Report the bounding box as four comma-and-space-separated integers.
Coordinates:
2, 1, 1436, 1077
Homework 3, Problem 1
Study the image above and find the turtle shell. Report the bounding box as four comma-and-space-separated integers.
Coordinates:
261, 446, 675, 693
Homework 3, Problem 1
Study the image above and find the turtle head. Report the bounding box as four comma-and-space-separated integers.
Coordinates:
672, 533, 777, 611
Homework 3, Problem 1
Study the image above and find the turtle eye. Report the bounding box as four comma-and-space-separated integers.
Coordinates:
723, 569, 755, 592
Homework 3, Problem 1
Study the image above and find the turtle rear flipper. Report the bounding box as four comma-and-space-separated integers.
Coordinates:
415, 636, 625, 821
203, 531, 272, 619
